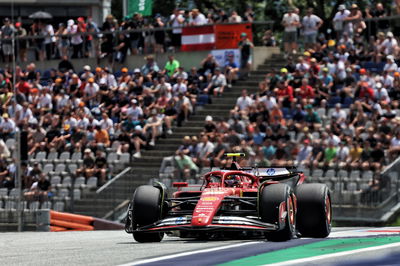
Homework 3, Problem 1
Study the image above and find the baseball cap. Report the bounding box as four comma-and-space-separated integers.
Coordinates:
83, 65, 91, 71
121, 67, 129, 73
303, 51, 311, 57
322, 67, 329, 72
240, 32, 247, 37
84, 148, 91, 153
387, 32, 394, 38
338, 4, 345, 11
280, 68, 288, 73
133, 68, 141, 73
205, 115, 213, 122
2, 113, 8, 118
88, 77, 94, 83
95, 67, 102, 72
359, 68, 366, 75
134, 125, 142, 131
304, 139, 310, 144
131, 99, 138, 104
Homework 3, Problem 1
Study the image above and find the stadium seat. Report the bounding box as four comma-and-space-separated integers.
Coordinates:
68, 164, 78, 174
347, 182, 357, 191
119, 153, 131, 164
338, 169, 349, 179
349, 170, 361, 181
324, 169, 336, 178
0, 188, 8, 199
50, 176, 61, 186
312, 169, 324, 179
47, 151, 58, 161
8, 188, 18, 199
57, 151, 71, 163
4, 200, 16, 210
362, 170, 374, 180
34, 151, 47, 162
61, 176, 72, 188
58, 188, 69, 199
71, 152, 83, 163
53, 201, 65, 212
107, 152, 118, 164
87, 177, 98, 188
5, 138, 15, 150
41, 201, 52, 209
29, 201, 40, 211
73, 189, 81, 200
43, 163, 54, 174
74, 176, 86, 188
0, 200, 3, 209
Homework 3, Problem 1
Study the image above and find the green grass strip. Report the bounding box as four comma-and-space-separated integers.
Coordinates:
220, 236, 400, 266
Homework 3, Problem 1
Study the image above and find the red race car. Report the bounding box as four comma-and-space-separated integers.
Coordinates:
125, 153, 332, 242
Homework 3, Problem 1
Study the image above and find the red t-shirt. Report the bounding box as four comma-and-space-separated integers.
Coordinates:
276, 86, 294, 102
299, 85, 315, 99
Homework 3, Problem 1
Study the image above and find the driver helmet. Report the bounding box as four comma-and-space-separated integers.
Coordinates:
225, 175, 239, 187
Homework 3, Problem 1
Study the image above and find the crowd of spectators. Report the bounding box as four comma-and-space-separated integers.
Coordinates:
171, 3, 400, 193
0, 7, 255, 64
0, 42, 247, 195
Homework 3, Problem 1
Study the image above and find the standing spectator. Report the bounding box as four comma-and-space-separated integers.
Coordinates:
190, 9, 207, 26
380, 32, 398, 56
15, 22, 27, 62
43, 21, 56, 60
244, 6, 255, 22
262, 30, 276, 47
114, 33, 129, 63
302, 8, 323, 50
282, 7, 300, 55
333, 5, 350, 40
169, 9, 185, 52
228, 11, 242, 23
68, 19, 83, 59
55, 23, 69, 59
366, 3, 389, 35
1, 18, 15, 63
153, 14, 165, 53
238, 32, 254, 78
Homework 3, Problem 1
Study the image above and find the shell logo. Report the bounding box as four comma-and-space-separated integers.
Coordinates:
202, 197, 217, 201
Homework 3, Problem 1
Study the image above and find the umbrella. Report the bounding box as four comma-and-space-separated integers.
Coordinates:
29, 11, 53, 19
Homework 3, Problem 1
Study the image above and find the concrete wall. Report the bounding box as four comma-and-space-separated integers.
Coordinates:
3, 47, 279, 73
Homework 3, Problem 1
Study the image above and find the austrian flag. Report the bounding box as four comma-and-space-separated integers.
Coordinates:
181, 25, 215, 51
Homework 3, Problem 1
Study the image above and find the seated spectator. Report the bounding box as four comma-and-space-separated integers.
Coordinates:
143, 109, 162, 146
193, 135, 214, 167
224, 54, 239, 87
174, 150, 199, 179
175, 93, 192, 126
296, 139, 312, 166
164, 55, 180, 77
204, 68, 227, 96
94, 125, 110, 147
24, 173, 51, 201
131, 125, 146, 158
262, 30, 276, 47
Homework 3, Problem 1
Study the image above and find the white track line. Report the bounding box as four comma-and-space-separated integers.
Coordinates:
266, 242, 400, 266
118, 242, 257, 266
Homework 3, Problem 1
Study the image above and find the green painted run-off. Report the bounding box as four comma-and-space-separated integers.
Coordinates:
220, 236, 400, 265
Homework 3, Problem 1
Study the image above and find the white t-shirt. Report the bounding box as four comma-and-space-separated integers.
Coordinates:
170, 14, 184, 34
172, 82, 187, 96
333, 10, 351, 31
302, 14, 322, 35
381, 38, 398, 55
84, 83, 99, 97
77, 117, 89, 129
282, 13, 300, 32
197, 141, 214, 158
383, 62, 398, 73
38, 93, 52, 109
236, 96, 253, 111
0, 118, 15, 132
43, 24, 56, 44
68, 24, 83, 45
331, 109, 347, 121
336, 146, 349, 161
391, 137, 400, 147
375, 88, 390, 102
260, 96, 277, 110
127, 106, 143, 121
192, 13, 207, 25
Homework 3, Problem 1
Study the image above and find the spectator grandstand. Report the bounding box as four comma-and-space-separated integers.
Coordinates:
1, 2, 400, 227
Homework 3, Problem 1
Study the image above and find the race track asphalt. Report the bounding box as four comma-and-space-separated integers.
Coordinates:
1, 228, 399, 266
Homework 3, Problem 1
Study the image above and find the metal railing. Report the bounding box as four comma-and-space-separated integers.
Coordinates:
5, 21, 274, 63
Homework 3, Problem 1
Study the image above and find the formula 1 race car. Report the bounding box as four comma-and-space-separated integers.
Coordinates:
125, 153, 332, 242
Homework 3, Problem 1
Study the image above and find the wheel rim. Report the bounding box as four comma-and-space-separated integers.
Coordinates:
325, 195, 331, 224
288, 197, 295, 226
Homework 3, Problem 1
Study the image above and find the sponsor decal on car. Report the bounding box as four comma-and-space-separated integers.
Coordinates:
202, 197, 217, 201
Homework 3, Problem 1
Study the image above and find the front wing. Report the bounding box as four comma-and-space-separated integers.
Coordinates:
135, 216, 278, 233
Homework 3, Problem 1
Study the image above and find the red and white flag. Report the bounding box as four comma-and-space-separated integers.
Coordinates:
181, 25, 215, 51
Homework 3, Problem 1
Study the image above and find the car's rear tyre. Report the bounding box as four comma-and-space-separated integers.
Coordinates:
260, 183, 295, 241
131, 185, 164, 243
295, 183, 332, 238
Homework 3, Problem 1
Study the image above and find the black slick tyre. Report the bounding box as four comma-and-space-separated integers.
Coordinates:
131, 185, 164, 242
295, 183, 332, 238
260, 183, 295, 241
